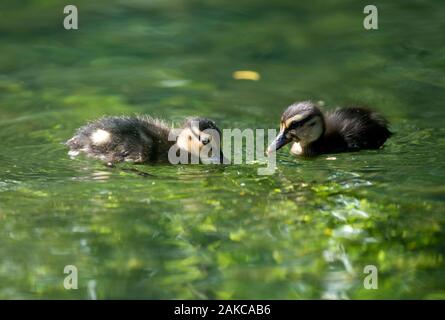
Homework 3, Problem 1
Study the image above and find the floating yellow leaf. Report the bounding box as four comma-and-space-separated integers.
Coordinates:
127, 258, 143, 270
232, 70, 261, 81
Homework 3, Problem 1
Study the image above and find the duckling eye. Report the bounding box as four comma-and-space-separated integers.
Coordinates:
201, 136, 211, 145
288, 122, 299, 130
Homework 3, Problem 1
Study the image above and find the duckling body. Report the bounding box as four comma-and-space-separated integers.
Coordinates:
66, 116, 223, 164
268, 101, 391, 157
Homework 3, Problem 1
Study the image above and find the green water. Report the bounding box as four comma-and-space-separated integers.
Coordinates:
0, 0, 444, 299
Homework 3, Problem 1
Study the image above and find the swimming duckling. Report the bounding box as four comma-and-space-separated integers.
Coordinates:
66, 116, 224, 165
267, 101, 392, 157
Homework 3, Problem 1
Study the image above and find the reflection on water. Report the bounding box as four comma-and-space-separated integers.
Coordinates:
0, 0, 444, 299
322, 242, 355, 300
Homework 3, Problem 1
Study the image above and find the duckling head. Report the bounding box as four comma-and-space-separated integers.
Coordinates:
177, 117, 224, 163
267, 101, 325, 155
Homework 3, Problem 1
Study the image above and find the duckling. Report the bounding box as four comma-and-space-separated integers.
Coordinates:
66, 116, 224, 165
267, 101, 392, 157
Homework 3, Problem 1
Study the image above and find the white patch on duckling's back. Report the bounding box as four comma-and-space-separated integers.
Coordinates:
91, 129, 111, 145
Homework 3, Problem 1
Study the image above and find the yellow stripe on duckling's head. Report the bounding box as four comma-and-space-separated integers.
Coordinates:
283, 114, 305, 128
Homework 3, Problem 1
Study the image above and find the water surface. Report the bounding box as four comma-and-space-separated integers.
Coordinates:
0, 0, 444, 299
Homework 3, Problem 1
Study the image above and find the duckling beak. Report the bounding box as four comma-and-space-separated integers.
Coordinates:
267, 131, 290, 155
